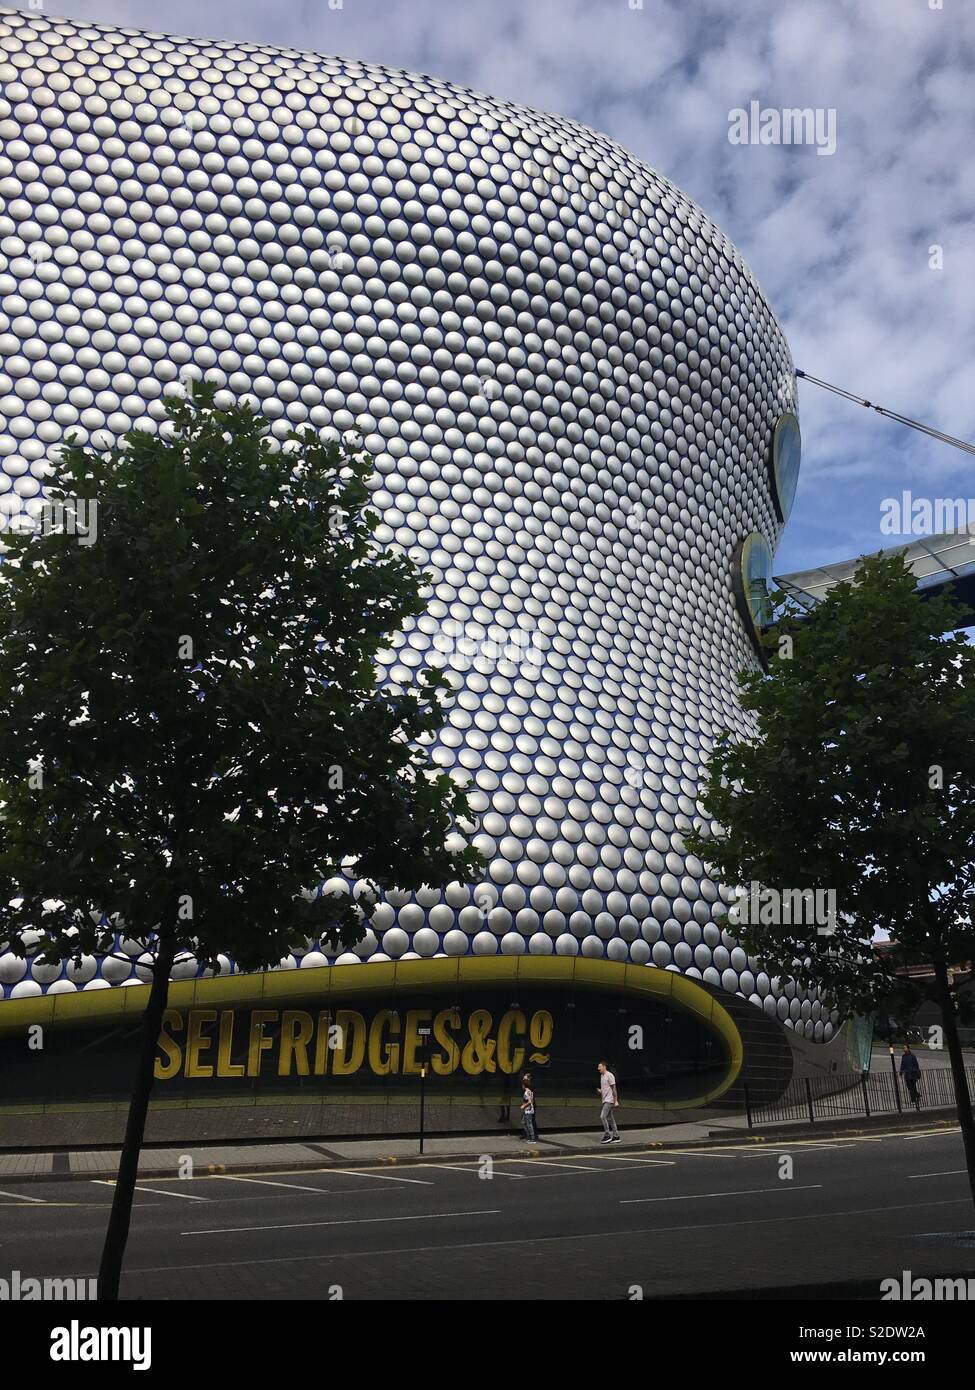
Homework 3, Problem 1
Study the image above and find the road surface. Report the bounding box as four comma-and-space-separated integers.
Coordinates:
0, 1124, 973, 1300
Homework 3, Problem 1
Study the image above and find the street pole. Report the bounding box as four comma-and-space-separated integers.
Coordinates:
418, 1025, 431, 1155
889, 1043, 902, 1113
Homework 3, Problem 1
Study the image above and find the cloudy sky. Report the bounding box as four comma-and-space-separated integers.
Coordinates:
24, 0, 975, 575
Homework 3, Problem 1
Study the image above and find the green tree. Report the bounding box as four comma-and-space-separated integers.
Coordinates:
686, 550, 975, 1211
0, 387, 481, 1298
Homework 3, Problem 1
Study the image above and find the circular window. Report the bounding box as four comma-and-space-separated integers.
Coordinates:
771, 412, 801, 522
734, 532, 773, 660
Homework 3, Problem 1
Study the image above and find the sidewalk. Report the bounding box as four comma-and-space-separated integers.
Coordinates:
0, 1107, 957, 1183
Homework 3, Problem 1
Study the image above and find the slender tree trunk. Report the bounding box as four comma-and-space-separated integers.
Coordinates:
97, 931, 178, 1301
933, 959, 975, 1218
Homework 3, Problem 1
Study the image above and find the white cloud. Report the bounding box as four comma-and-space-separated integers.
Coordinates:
34, 0, 975, 570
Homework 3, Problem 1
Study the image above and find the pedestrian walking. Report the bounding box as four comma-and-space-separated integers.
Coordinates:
900, 1044, 922, 1111
597, 1060, 621, 1142
527, 1068, 540, 1136
520, 1071, 538, 1143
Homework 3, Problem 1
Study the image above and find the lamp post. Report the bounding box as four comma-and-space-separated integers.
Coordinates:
418, 1025, 431, 1155
889, 1042, 902, 1113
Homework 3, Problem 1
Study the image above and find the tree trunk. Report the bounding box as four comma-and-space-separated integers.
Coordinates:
933, 959, 975, 1218
97, 931, 178, 1301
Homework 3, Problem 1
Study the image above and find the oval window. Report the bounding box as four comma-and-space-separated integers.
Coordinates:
734, 532, 773, 659
771, 412, 801, 522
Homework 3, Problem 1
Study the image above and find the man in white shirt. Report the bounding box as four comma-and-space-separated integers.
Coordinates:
597, 1061, 621, 1143
520, 1071, 538, 1142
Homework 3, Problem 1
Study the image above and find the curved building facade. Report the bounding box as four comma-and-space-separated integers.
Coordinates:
0, 10, 835, 1043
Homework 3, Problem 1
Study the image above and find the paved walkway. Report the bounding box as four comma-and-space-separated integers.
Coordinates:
0, 1107, 956, 1183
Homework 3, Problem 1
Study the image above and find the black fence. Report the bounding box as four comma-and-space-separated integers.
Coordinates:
746, 1064, 975, 1128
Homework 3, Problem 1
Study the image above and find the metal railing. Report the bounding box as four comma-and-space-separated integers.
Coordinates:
746, 1064, 975, 1128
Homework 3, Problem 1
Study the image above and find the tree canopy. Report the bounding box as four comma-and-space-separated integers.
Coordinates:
0, 386, 481, 975
686, 550, 975, 1017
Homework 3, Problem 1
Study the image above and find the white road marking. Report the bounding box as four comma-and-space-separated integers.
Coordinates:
827, 1135, 887, 1142
910, 1229, 975, 1238
209, 1175, 340, 1194
183, 1209, 501, 1237
424, 1164, 526, 1179
136, 1197, 973, 1280
91, 1180, 208, 1202
661, 1140, 870, 1156
504, 1157, 604, 1172
776, 1142, 845, 1149
659, 1148, 772, 1158
901, 1128, 960, 1139
328, 1168, 433, 1186
909, 1170, 967, 1179
0, 1188, 46, 1203
621, 1184, 823, 1204
581, 1155, 676, 1166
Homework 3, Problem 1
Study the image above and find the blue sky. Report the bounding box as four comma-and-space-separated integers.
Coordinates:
21, 0, 975, 575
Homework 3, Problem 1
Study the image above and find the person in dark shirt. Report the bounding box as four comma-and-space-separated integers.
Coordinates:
900, 1044, 922, 1110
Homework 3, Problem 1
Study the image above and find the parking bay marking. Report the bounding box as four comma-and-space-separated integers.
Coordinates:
583, 1155, 675, 1166
208, 1175, 355, 1195
92, 1180, 208, 1202
425, 1164, 527, 1179
504, 1157, 605, 1172
328, 1168, 433, 1186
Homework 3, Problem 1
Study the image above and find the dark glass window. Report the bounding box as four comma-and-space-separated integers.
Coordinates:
771, 412, 801, 522
734, 532, 773, 659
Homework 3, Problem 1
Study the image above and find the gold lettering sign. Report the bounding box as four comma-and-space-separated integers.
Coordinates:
331, 1010, 366, 1075
278, 1011, 314, 1077
529, 1010, 554, 1063
156, 1009, 184, 1080
153, 1005, 553, 1081
402, 1009, 432, 1076
185, 1009, 217, 1078
367, 1009, 400, 1076
217, 1010, 244, 1078
247, 1010, 277, 1077
496, 1009, 526, 1075
431, 1008, 461, 1075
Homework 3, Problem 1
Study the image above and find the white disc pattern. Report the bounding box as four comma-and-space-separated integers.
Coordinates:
0, 10, 833, 1040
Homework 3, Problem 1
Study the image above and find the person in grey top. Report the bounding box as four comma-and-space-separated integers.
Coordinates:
597, 1061, 621, 1142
